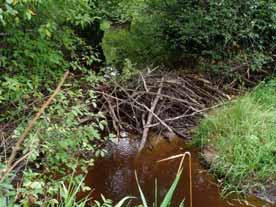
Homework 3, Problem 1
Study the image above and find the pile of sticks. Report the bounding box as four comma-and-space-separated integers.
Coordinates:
95, 71, 230, 150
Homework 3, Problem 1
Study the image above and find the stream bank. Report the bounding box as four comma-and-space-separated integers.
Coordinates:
195, 82, 276, 205
82, 135, 273, 207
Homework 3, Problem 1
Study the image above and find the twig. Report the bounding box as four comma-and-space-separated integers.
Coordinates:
133, 91, 201, 109
146, 102, 224, 128
103, 94, 121, 137
112, 80, 175, 135
0, 151, 32, 182
139, 72, 149, 92
139, 78, 164, 151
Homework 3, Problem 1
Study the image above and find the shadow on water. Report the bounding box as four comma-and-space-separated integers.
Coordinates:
82, 135, 274, 207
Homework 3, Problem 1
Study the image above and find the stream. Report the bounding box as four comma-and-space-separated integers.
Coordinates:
83, 135, 273, 207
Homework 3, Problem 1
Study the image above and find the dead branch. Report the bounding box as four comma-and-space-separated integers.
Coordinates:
112, 80, 175, 134
103, 95, 121, 137
95, 71, 230, 148
139, 78, 164, 151
139, 72, 149, 92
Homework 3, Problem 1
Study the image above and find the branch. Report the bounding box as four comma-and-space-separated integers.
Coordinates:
139, 78, 164, 151
112, 80, 174, 136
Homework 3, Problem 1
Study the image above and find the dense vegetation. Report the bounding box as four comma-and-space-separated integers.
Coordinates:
194, 81, 276, 196
104, 0, 276, 83
0, 0, 275, 206
0, 1, 114, 206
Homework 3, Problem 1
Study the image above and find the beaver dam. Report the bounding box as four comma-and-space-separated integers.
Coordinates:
78, 72, 275, 206
94, 72, 231, 148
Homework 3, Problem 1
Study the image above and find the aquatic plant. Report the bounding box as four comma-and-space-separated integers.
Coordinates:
134, 152, 192, 207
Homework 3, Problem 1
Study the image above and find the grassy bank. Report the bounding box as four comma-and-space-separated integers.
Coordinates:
194, 80, 276, 195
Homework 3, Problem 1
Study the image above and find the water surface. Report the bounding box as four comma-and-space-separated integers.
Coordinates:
84, 135, 273, 207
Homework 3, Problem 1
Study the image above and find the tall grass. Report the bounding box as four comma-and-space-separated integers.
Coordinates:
45, 177, 133, 207
134, 153, 192, 207
194, 80, 276, 195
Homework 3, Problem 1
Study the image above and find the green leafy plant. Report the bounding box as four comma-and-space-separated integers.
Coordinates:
102, 0, 276, 81
133, 152, 192, 207
135, 170, 184, 207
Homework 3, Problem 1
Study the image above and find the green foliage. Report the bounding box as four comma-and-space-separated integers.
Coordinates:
46, 176, 98, 207
0, 75, 115, 206
102, 15, 170, 68
0, 0, 97, 122
134, 170, 185, 207
103, 0, 276, 79
20, 83, 109, 172
98, 0, 144, 23
194, 80, 276, 194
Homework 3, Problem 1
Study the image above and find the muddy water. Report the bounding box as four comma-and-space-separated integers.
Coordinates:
84, 135, 273, 207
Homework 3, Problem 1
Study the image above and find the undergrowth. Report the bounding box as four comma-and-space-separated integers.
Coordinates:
194, 79, 276, 195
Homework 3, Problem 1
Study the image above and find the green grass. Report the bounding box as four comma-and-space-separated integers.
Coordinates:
194, 80, 276, 195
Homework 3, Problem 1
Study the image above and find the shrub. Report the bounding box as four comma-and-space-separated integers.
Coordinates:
0, 74, 115, 206
103, 0, 276, 79
0, 0, 99, 122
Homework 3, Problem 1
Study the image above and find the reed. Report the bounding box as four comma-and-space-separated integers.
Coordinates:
134, 152, 193, 207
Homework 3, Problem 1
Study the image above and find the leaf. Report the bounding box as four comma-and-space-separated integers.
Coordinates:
114, 196, 135, 207
6, 0, 13, 4
160, 169, 183, 207
135, 171, 148, 207
155, 179, 158, 207
100, 20, 111, 31
179, 199, 185, 207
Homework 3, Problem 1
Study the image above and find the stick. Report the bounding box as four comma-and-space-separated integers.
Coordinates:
139, 72, 149, 92
112, 80, 175, 135
146, 102, 224, 128
139, 78, 164, 151
0, 71, 70, 181
0, 151, 32, 183
103, 95, 121, 137
127, 91, 201, 108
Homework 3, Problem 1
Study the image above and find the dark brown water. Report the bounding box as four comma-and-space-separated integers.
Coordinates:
83, 135, 274, 207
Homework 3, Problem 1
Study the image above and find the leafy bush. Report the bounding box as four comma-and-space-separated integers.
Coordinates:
102, 12, 170, 69
194, 80, 276, 194
0, 0, 98, 122
0, 74, 115, 206
103, 0, 276, 79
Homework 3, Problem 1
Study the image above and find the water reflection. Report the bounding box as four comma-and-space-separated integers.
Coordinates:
84, 135, 274, 207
